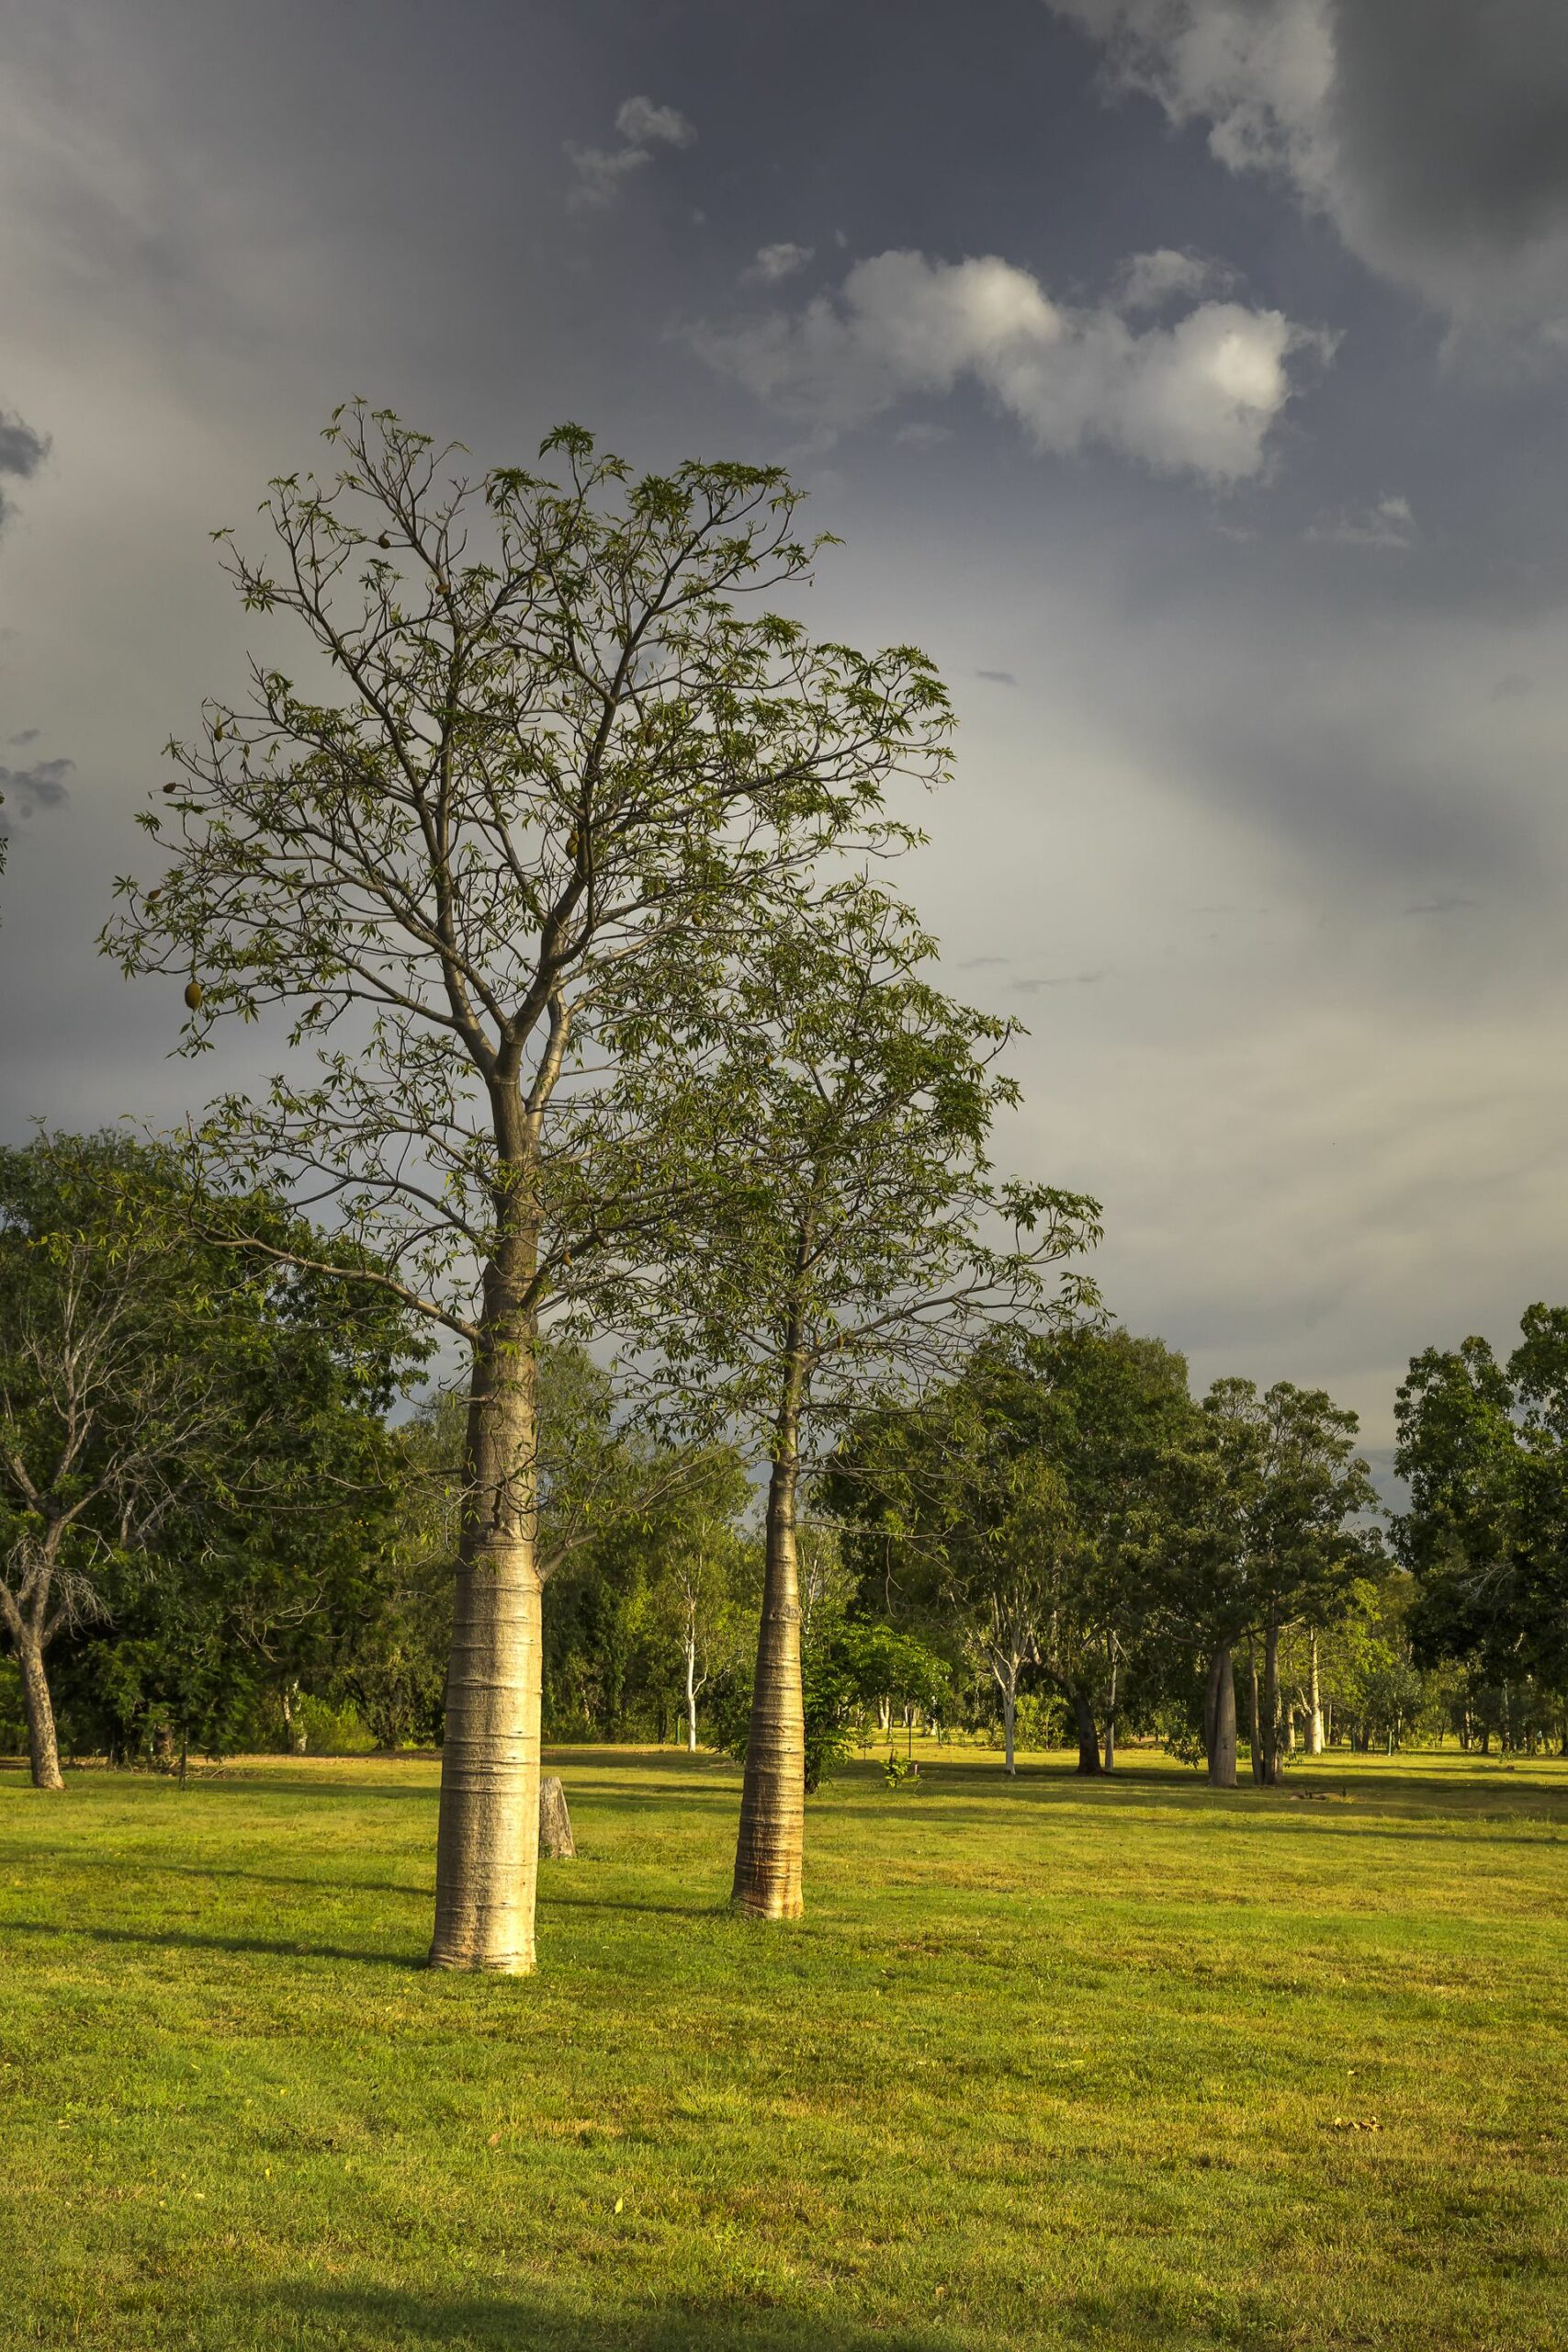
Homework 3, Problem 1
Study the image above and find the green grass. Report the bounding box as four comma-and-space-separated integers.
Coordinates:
2, 1742, 1565, 2351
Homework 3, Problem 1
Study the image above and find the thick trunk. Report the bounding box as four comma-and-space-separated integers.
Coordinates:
1206, 1645, 1237, 1788
684, 1629, 699, 1754
1307, 1629, 1325, 1755
1071, 1688, 1101, 1775
430, 1301, 543, 1973
732, 1377, 806, 1920
1103, 1640, 1118, 1773
16, 1625, 63, 1792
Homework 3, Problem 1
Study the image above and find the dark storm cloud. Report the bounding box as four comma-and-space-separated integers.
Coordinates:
0, 411, 47, 478
0, 755, 72, 837
1053, 0, 1568, 325
1330, 0, 1568, 318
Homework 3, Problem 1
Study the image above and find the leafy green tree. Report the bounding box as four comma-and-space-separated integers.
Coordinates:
102, 404, 946, 1972
609, 880, 1098, 1912
0, 1132, 419, 1786
831, 1327, 1191, 1775
1395, 1308, 1568, 1741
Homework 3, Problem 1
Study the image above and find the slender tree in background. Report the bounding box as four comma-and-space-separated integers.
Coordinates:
611, 881, 1099, 1915
103, 406, 947, 1971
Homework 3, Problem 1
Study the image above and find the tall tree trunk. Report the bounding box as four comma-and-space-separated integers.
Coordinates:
1247, 1639, 1265, 1784
684, 1623, 699, 1754
430, 1291, 543, 1973
15, 1623, 64, 1792
1206, 1644, 1237, 1788
1000, 1674, 1017, 1776
1261, 1617, 1281, 1786
1071, 1688, 1101, 1775
1103, 1637, 1118, 1773
1307, 1629, 1324, 1755
732, 1355, 806, 1920
281, 1679, 307, 1756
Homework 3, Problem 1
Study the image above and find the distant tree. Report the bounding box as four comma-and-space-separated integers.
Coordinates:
1395, 1308, 1568, 1743
0, 1132, 418, 1786
103, 403, 947, 1971
609, 880, 1099, 1912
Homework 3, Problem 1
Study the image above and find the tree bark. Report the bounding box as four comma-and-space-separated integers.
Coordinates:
1000, 1676, 1017, 1776
1102, 1636, 1118, 1773
1247, 1639, 1265, 1784
1206, 1644, 1237, 1788
281, 1679, 307, 1756
430, 1291, 543, 1973
15, 1625, 64, 1792
732, 1355, 806, 1920
1307, 1628, 1325, 1755
1260, 1617, 1282, 1786
538, 1774, 575, 1859
684, 1625, 699, 1754
1071, 1688, 1101, 1775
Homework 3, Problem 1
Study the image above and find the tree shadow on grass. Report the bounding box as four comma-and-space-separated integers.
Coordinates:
256, 2282, 953, 2352
5, 1918, 423, 1970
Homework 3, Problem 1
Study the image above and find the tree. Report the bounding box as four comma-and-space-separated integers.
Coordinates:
103, 405, 947, 1973
832, 1327, 1193, 1775
1395, 1308, 1568, 1734
1185, 1379, 1379, 1787
0, 1132, 417, 1787
612, 883, 1099, 1910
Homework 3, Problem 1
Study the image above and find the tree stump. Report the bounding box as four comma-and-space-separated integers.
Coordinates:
539, 1775, 576, 1860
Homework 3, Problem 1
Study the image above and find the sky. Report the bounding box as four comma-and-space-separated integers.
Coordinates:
4, 0, 1568, 1474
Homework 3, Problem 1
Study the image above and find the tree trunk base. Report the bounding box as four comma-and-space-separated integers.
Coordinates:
731, 1886, 805, 1922
539, 1775, 575, 1860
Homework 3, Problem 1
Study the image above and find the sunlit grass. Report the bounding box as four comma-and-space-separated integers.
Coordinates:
2, 1739, 1564, 2349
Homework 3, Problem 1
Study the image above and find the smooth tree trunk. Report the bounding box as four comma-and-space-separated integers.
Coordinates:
1260, 1618, 1283, 1785
15, 1623, 64, 1792
1000, 1674, 1018, 1776
1206, 1644, 1237, 1788
732, 1352, 807, 1920
1248, 1640, 1266, 1785
684, 1622, 699, 1754
1071, 1689, 1102, 1776
1307, 1629, 1325, 1755
430, 1289, 544, 1973
1103, 1636, 1119, 1773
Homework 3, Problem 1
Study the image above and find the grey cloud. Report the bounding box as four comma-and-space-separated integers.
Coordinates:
7, 728, 39, 746
1012, 968, 1109, 992
0, 756, 73, 838
976, 667, 1018, 685
0, 412, 48, 480
1491, 673, 1535, 702
567, 92, 695, 209
1404, 895, 1478, 917
743, 242, 813, 286
1305, 492, 1415, 548
1053, 0, 1568, 329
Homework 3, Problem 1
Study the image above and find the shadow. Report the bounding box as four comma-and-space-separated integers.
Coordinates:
16, 1855, 432, 1900
5, 1917, 422, 1971
257, 2282, 954, 2352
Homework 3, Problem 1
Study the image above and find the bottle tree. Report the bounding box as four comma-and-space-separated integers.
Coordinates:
103, 404, 948, 1971
604, 878, 1100, 1916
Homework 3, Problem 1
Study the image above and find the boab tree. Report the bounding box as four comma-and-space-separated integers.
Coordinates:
610, 880, 1100, 1916
104, 405, 946, 1972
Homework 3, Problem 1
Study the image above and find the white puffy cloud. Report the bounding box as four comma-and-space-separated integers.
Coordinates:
1051, 0, 1568, 328
695, 247, 1326, 481
742, 241, 814, 286
566, 93, 695, 209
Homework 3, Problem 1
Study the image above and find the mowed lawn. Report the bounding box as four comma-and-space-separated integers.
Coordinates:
1, 1746, 1564, 2352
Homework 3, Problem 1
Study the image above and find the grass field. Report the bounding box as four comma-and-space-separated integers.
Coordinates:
2, 1743, 1564, 2351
